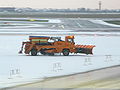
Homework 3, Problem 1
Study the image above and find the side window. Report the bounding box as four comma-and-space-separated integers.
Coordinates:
67, 39, 72, 42
68, 39, 71, 42
68, 39, 74, 43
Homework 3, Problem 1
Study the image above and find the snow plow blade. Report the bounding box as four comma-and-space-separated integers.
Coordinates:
75, 45, 95, 54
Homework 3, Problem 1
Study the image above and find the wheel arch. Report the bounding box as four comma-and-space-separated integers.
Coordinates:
62, 48, 70, 51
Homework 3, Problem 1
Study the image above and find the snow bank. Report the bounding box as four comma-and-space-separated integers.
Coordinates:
49, 19, 61, 23
90, 20, 120, 27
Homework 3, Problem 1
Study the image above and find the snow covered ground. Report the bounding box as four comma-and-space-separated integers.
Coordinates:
0, 35, 120, 88
90, 20, 120, 27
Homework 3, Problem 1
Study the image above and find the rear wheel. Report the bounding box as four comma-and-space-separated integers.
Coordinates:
31, 49, 38, 56
62, 49, 69, 56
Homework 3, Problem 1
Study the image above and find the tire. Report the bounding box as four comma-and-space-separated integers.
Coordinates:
62, 49, 69, 56
31, 49, 38, 56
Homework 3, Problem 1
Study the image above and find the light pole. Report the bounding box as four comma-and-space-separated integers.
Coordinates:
99, 1, 102, 10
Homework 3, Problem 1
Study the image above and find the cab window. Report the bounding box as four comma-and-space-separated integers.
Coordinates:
68, 39, 74, 43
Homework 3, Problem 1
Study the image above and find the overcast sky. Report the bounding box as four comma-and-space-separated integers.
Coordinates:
0, 0, 119, 9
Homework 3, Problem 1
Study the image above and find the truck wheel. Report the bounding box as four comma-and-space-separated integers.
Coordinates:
62, 49, 69, 56
31, 49, 37, 56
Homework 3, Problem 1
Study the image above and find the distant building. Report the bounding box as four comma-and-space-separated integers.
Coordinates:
0, 7, 15, 12
0, 7, 120, 13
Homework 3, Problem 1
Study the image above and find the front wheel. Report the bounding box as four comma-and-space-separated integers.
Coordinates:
31, 49, 38, 56
62, 49, 69, 56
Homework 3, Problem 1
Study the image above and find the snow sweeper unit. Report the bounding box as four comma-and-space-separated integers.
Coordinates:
19, 36, 95, 56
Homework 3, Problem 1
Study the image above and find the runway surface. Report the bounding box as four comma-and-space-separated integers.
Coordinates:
6, 66, 120, 90
0, 18, 120, 33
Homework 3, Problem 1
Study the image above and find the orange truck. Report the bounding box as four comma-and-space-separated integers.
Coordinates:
19, 36, 95, 56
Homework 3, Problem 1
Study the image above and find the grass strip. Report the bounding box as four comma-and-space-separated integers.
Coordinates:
105, 21, 120, 25
0, 19, 49, 22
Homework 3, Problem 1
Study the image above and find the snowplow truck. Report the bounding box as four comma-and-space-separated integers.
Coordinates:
19, 36, 95, 56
